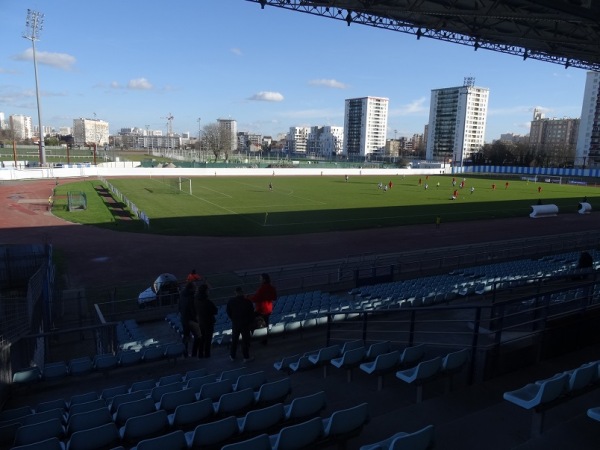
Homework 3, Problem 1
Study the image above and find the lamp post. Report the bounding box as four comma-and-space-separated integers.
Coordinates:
23, 9, 46, 166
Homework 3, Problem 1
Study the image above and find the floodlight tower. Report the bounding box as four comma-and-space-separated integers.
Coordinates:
23, 9, 46, 165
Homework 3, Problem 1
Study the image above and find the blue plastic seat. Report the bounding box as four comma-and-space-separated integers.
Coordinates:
12, 367, 42, 385
283, 390, 326, 423
321, 402, 369, 445
68, 399, 106, 417
237, 402, 285, 435
197, 379, 233, 402
12, 436, 65, 450
131, 429, 187, 450
359, 424, 435, 450
113, 397, 156, 427
213, 388, 255, 417
184, 415, 239, 449
307, 344, 341, 377
13, 418, 65, 447
93, 354, 118, 372
156, 387, 197, 413
157, 373, 183, 386
360, 350, 400, 390
331, 346, 366, 382
396, 357, 443, 403
66, 407, 112, 437
68, 357, 93, 376
119, 409, 169, 445
185, 373, 218, 393
67, 422, 120, 450
399, 344, 426, 368
232, 371, 268, 391
221, 433, 271, 450
269, 416, 323, 450
254, 377, 292, 406
587, 407, 600, 422
168, 397, 214, 431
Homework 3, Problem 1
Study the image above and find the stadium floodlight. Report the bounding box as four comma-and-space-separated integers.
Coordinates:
23, 9, 46, 166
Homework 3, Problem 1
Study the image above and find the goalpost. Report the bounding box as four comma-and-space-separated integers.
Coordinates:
162, 177, 192, 194
179, 177, 192, 195
543, 176, 562, 184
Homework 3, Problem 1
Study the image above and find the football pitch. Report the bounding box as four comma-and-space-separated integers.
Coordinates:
52, 175, 598, 236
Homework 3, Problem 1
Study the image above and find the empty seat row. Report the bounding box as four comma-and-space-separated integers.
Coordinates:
12, 342, 187, 386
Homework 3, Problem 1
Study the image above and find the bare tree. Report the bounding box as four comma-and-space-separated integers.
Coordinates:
203, 123, 222, 161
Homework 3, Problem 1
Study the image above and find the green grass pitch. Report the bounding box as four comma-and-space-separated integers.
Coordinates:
51, 175, 598, 237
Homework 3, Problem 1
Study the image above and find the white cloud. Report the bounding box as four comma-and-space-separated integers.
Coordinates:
249, 91, 284, 102
13, 48, 76, 71
127, 78, 153, 90
389, 97, 428, 116
110, 81, 121, 89
487, 105, 534, 116
0, 68, 19, 75
231, 48, 242, 56
309, 79, 348, 89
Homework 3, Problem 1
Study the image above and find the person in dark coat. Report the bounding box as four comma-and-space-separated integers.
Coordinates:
179, 281, 196, 357
227, 286, 255, 362
194, 283, 218, 358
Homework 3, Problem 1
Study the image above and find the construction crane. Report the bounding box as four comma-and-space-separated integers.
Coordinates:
161, 113, 174, 136
159, 113, 174, 150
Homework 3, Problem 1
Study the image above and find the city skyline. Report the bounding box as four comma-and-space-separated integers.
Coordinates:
0, 1, 589, 143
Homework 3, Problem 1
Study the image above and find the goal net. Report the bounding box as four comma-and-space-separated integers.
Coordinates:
543, 176, 562, 184
68, 191, 87, 211
160, 177, 192, 194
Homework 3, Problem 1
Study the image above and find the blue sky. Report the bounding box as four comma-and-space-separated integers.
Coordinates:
0, 0, 589, 142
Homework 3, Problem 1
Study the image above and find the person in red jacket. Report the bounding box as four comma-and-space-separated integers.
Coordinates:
249, 273, 277, 345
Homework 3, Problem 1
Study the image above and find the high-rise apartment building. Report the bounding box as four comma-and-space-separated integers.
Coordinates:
9, 115, 33, 140
0, 112, 5, 130
425, 78, 489, 166
73, 118, 109, 146
343, 96, 388, 157
529, 108, 579, 166
576, 71, 600, 167
217, 119, 238, 153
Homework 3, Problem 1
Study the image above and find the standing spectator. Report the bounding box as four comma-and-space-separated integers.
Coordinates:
249, 273, 277, 345
194, 284, 218, 358
227, 287, 255, 362
181, 281, 202, 357
179, 281, 195, 357
186, 269, 202, 283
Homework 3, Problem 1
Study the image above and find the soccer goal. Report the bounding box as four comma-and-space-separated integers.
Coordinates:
179, 177, 192, 195
67, 191, 87, 211
161, 177, 192, 194
543, 176, 562, 184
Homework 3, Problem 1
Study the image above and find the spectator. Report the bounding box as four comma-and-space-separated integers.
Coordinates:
227, 287, 255, 362
249, 273, 277, 345
180, 281, 200, 357
186, 269, 202, 283
194, 284, 218, 358
179, 282, 194, 357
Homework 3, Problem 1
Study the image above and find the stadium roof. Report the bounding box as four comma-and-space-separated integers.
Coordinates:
246, 0, 600, 71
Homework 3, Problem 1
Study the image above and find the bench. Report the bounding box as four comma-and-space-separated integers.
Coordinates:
529, 204, 558, 218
